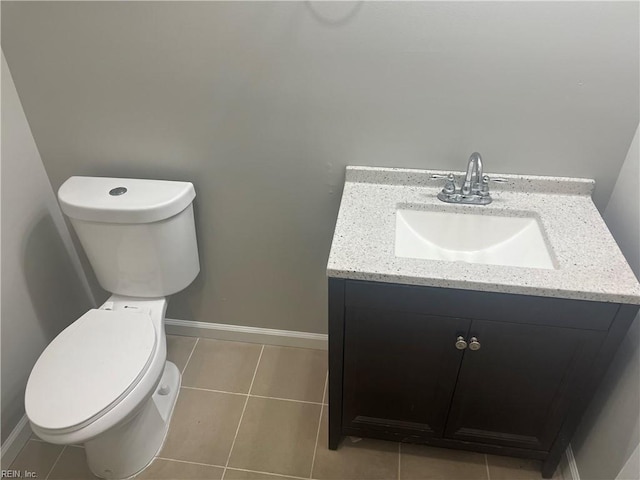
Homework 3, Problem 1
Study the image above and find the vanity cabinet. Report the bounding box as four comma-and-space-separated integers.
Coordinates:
329, 278, 638, 478
443, 320, 601, 451
343, 308, 470, 439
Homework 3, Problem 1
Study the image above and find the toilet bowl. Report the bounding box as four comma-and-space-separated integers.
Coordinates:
25, 176, 200, 479
26, 296, 180, 478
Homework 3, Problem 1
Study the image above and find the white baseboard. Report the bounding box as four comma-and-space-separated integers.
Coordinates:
165, 318, 328, 350
564, 444, 581, 480
1, 415, 32, 469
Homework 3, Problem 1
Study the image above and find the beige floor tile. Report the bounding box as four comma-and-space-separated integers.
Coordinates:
161, 388, 246, 465
167, 335, 198, 373
183, 339, 262, 392
400, 444, 487, 480
137, 458, 224, 479
312, 409, 398, 480
10, 440, 64, 479
487, 455, 561, 480
251, 346, 327, 402
228, 397, 321, 478
48, 446, 98, 479
224, 469, 303, 479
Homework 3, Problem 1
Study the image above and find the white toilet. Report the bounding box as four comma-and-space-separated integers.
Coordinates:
25, 176, 200, 479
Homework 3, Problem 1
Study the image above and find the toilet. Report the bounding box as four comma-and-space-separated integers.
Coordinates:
25, 176, 200, 479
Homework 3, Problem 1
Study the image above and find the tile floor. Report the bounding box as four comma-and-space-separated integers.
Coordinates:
13, 335, 564, 480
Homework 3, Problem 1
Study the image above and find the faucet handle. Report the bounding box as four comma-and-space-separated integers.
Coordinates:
480, 175, 508, 197
483, 175, 508, 184
432, 173, 457, 194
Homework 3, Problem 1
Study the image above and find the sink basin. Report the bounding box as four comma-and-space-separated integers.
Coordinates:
395, 208, 555, 269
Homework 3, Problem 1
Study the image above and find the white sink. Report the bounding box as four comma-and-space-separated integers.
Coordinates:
395, 209, 556, 269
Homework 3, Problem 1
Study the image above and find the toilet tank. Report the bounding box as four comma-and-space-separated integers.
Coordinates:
58, 176, 200, 297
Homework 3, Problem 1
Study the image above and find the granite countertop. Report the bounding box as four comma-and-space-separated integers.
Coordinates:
327, 166, 640, 305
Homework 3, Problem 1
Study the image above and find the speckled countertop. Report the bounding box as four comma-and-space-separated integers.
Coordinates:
327, 166, 640, 305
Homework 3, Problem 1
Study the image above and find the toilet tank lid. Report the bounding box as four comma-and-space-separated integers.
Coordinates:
58, 176, 196, 224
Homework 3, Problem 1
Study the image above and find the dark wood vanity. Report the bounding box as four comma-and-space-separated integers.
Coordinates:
328, 278, 639, 478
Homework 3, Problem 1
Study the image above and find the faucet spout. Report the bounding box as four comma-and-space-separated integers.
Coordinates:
462, 152, 483, 195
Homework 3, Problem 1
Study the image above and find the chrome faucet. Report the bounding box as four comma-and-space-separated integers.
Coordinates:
432, 152, 506, 205
461, 152, 484, 196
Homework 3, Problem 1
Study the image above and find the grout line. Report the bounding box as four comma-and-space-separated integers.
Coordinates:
398, 442, 401, 480
247, 345, 264, 397
309, 372, 328, 479
249, 394, 324, 406
180, 385, 325, 405
322, 373, 328, 405
9, 439, 35, 469
181, 386, 247, 397
44, 445, 66, 480
485, 453, 491, 480
223, 344, 265, 477
156, 456, 226, 469
225, 466, 310, 480
323, 371, 328, 401
309, 404, 324, 479
181, 337, 200, 374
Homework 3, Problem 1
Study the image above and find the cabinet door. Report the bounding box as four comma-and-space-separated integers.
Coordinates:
445, 319, 604, 451
343, 307, 470, 439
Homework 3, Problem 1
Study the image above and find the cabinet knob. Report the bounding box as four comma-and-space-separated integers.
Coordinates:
469, 337, 481, 351
455, 336, 468, 350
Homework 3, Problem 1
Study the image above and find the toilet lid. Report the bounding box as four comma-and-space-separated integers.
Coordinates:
25, 308, 157, 431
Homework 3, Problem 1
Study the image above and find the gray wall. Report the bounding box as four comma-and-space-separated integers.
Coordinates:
2, 1, 638, 333
617, 444, 640, 480
0, 53, 93, 444
571, 125, 640, 480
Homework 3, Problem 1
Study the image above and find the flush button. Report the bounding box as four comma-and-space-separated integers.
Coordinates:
109, 187, 127, 196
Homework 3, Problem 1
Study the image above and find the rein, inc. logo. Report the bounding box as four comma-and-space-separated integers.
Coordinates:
1, 470, 37, 478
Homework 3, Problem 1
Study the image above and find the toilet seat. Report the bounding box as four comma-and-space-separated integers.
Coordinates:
25, 308, 157, 433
